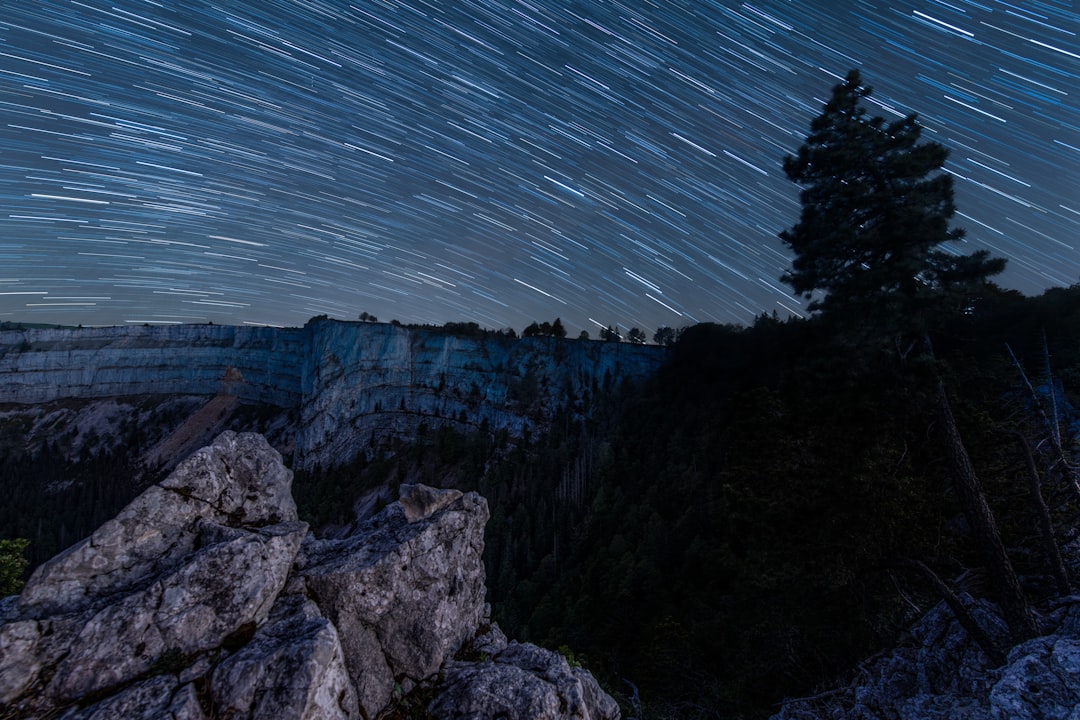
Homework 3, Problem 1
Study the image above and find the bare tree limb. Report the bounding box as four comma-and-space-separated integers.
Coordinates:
1006, 342, 1080, 502
895, 557, 1007, 666
1014, 431, 1071, 595
938, 382, 1038, 642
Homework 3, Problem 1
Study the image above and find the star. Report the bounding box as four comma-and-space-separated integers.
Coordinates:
1, 0, 1076, 335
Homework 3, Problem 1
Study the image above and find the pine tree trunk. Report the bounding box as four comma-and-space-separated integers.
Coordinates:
938, 383, 1038, 642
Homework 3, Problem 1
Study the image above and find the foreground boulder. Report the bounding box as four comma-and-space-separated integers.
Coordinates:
432, 641, 622, 720
300, 485, 486, 716
0, 431, 620, 720
210, 591, 358, 719
772, 594, 1080, 720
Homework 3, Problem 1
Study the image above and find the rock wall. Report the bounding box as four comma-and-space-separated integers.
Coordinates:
0, 324, 306, 407
297, 320, 664, 468
0, 432, 621, 720
0, 320, 665, 468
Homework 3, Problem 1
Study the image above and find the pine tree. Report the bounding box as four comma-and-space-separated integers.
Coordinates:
780, 70, 1005, 333
600, 325, 621, 342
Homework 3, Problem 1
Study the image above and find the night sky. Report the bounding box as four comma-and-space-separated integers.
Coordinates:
2, 1, 1077, 335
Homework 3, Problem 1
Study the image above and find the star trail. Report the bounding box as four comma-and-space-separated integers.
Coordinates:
1, 0, 1077, 334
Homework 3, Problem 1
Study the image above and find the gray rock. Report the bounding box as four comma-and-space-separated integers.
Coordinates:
0, 618, 41, 704
399, 483, 463, 523
575, 667, 623, 720
989, 636, 1080, 719
0, 433, 622, 720
471, 620, 510, 657
156, 430, 298, 527
0, 321, 665, 471
773, 599, 1080, 720
429, 641, 621, 720
46, 520, 306, 702
19, 432, 297, 617
301, 486, 489, 718
0, 323, 305, 406
58, 675, 206, 720
211, 593, 360, 720
0, 433, 306, 716
296, 320, 665, 469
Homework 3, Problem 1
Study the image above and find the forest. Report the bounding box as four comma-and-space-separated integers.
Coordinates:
295, 72, 1080, 718
286, 279, 1080, 718
5, 282, 1080, 717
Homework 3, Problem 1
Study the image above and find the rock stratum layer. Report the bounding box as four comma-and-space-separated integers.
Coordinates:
0, 320, 664, 468
0, 431, 620, 720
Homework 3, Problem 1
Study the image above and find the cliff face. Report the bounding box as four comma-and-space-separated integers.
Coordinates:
298, 320, 663, 468
0, 324, 306, 407
0, 320, 665, 468
0, 432, 621, 720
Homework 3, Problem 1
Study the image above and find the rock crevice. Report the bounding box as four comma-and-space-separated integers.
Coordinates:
0, 431, 620, 720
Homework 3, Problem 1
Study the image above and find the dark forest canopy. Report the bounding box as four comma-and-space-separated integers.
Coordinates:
5, 281, 1080, 718
292, 281, 1080, 718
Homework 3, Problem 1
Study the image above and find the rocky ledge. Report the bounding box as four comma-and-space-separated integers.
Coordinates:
773, 591, 1080, 720
0, 431, 620, 720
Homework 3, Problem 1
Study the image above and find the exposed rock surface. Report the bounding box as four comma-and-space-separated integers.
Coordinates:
0, 319, 664, 470
0, 324, 305, 406
296, 318, 663, 469
432, 641, 622, 720
19, 431, 298, 617
772, 595, 1080, 720
210, 591, 359, 720
0, 431, 620, 720
300, 484, 488, 717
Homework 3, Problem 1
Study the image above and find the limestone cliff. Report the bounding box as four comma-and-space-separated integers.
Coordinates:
0, 320, 665, 469
0, 431, 620, 720
297, 319, 662, 468
0, 324, 306, 407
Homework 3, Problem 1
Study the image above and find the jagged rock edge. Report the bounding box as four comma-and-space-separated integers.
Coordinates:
0, 431, 621, 720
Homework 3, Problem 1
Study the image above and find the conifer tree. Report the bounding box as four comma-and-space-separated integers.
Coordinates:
780, 70, 1005, 332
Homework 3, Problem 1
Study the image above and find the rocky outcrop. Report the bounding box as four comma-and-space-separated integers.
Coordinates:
772, 594, 1080, 720
300, 484, 487, 717
210, 592, 358, 720
0, 431, 621, 720
0, 320, 665, 469
432, 641, 622, 720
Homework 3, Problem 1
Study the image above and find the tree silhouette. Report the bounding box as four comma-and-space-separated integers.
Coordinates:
600, 325, 621, 342
523, 319, 567, 338
653, 326, 676, 346
780, 70, 1004, 333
